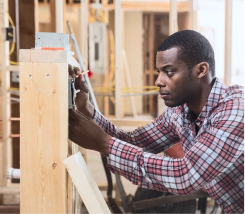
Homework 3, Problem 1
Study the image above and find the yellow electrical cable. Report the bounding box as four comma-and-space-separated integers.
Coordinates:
6, 11, 14, 27
6, 11, 19, 65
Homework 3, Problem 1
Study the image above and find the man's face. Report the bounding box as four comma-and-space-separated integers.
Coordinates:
155, 47, 198, 107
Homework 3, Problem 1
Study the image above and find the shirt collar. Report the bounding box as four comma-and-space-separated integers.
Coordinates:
183, 78, 228, 126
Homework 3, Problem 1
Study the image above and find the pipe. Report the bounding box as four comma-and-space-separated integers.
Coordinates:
7, 168, 20, 179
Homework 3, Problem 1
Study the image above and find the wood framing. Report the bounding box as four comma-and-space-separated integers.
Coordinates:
115, 0, 122, 118
103, 1, 190, 12
19, 49, 78, 213
64, 152, 111, 214
0, 0, 11, 188
149, 13, 154, 113
169, 0, 178, 34
224, 0, 232, 86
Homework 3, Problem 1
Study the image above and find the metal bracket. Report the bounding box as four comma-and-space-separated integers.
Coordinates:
68, 78, 80, 109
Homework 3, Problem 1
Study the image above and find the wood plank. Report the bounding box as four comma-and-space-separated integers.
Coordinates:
149, 13, 154, 113
20, 51, 68, 213
115, 0, 122, 118
80, 0, 89, 69
19, 49, 31, 62
19, 49, 80, 69
55, 0, 64, 32
50, 0, 56, 32
121, 1, 189, 12
224, 0, 232, 86
0, 186, 20, 194
1, 0, 11, 188
122, 50, 137, 117
63, 152, 111, 214
169, 0, 178, 34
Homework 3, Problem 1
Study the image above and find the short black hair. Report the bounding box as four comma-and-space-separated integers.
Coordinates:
157, 30, 215, 78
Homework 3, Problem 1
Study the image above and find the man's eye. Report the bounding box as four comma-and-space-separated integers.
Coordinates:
166, 71, 174, 76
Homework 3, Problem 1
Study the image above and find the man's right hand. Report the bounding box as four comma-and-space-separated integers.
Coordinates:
75, 73, 95, 119
68, 65, 95, 119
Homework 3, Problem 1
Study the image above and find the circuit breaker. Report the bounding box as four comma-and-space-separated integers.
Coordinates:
89, 22, 107, 74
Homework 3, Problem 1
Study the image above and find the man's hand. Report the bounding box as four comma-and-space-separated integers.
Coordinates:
69, 109, 110, 156
68, 65, 95, 119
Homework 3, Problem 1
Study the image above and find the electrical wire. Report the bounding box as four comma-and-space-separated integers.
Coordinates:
6, 11, 19, 65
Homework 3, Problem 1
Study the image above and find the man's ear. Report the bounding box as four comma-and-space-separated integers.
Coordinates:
196, 62, 209, 78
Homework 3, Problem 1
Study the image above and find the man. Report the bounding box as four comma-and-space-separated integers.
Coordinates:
69, 30, 244, 213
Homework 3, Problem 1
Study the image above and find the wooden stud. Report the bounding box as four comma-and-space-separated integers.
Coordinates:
0, 0, 11, 187
122, 50, 137, 117
189, 0, 193, 30
149, 13, 154, 113
80, 0, 88, 70
55, 0, 63, 32
115, 0, 121, 118
143, 14, 148, 113
224, 0, 232, 86
19, 49, 78, 213
169, 0, 178, 34
63, 152, 111, 214
50, 0, 56, 32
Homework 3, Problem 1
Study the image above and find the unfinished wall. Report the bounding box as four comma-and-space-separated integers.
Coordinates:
124, 12, 143, 115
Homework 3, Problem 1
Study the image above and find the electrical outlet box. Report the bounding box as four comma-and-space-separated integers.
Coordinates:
11, 71, 19, 83
6, 27, 15, 42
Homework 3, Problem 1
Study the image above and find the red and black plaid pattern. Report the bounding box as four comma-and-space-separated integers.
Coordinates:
94, 78, 244, 214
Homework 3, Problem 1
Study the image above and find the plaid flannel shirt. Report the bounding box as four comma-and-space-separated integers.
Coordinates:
94, 78, 244, 213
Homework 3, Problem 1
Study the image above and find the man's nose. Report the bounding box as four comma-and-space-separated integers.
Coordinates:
155, 73, 166, 87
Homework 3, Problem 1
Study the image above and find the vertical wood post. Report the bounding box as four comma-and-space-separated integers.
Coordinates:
224, 0, 232, 86
55, 0, 63, 32
0, 0, 11, 187
158, 0, 178, 116
149, 13, 154, 113
80, 0, 88, 69
19, 49, 75, 213
115, 0, 121, 118
169, 0, 178, 34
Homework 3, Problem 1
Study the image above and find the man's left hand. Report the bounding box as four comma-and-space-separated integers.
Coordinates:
69, 109, 111, 156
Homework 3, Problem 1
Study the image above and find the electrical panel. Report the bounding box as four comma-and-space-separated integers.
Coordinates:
89, 22, 107, 74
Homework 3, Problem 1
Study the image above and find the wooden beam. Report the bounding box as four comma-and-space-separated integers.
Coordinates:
122, 50, 137, 117
50, 0, 56, 32
80, 0, 89, 69
149, 13, 154, 113
122, 1, 189, 12
115, 0, 121, 118
169, 0, 178, 34
55, 0, 63, 32
189, 0, 193, 30
19, 49, 77, 213
63, 152, 111, 214
224, 0, 232, 86
0, 0, 11, 187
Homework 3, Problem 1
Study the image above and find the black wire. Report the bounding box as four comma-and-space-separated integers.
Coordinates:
101, 154, 122, 214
